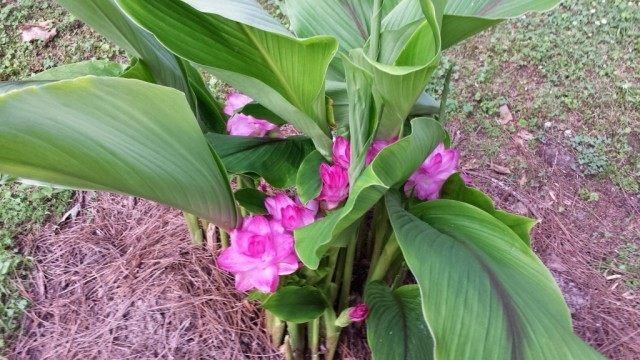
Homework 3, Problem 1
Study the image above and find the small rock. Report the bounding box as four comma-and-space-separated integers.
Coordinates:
20, 21, 57, 43
539, 145, 577, 170
498, 105, 514, 125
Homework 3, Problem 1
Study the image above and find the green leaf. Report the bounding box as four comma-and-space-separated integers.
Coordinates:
410, 91, 440, 116
295, 118, 445, 269
365, 282, 434, 360
385, 193, 603, 359
180, 0, 290, 36
285, 0, 371, 80
296, 151, 326, 204
57, 0, 225, 132
441, 0, 562, 49
206, 134, 315, 189
234, 188, 267, 215
353, 2, 442, 139
29, 60, 126, 80
117, 0, 337, 156
440, 173, 537, 245
0, 77, 237, 229
262, 286, 329, 323
343, 55, 376, 180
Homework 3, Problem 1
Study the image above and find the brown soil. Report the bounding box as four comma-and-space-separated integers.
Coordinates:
9, 193, 278, 359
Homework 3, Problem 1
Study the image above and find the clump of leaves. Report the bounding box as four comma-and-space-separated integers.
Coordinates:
569, 134, 611, 175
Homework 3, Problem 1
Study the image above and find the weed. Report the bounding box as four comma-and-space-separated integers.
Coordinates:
0, 183, 71, 348
577, 188, 600, 202
569, 134, 611, 175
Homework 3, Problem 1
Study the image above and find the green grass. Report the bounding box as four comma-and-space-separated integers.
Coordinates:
0, 180, 72, 349
0, 0, 123, 81
431, 0, 640, 192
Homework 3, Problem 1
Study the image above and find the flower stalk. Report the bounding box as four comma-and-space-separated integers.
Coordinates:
368, 234, 400, 283
183, 211, 203, 246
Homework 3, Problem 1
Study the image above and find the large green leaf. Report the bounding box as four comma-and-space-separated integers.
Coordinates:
206, 134, 315, 189
441, 0, 561, 49
0, 77, 237, 229
295, 118, 445, 269
262, 286, 329, 324
365, 282, 433, 360
57, 0, 225, 133
440, 173, 537, 245
117, 0, 336, 156
385, 193, 603, 359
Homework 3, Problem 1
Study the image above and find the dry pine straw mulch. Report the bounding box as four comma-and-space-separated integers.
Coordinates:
9, 193, 279, 360
8, 193, 368, 360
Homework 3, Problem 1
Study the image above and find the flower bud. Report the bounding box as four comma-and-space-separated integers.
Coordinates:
335, 304, 369, 327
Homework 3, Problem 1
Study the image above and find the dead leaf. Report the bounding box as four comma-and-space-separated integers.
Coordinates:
497, 104, 514, 125
20, 21, 57, 43
489, 163, 511, 175
517, 129, 535, 141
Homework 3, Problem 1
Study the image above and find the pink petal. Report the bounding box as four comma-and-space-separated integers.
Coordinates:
265, 194, 295, 220
277, 254, 300, 275
217, 247, 258, 273
332, 136, 351, 169
224, 92, 253, 115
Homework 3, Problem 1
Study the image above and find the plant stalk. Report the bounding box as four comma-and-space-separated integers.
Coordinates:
323, 309, 340, 360
219, 228, 229, 249
368, 233, 399, 283
308, 318, 320, 360
338, 234, 358, 311
367, 203, 389, 280
183, 212, 203, 246
286, 322, 305, 360
368, 0, 384, 61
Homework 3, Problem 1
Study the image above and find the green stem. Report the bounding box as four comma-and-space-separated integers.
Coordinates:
368, 234, 399, 283
368, 0, 384, 61
183, 212, 203, 246
268, 311, 286, 347
219, 228, 229, 249
323, 309, 340, 360
308, 318, 320, 360
439, 63, 455, 124
367, 203, 389, 280
391, 262, 408, 290
287, 322, 305, 360
338, 234, 358, 311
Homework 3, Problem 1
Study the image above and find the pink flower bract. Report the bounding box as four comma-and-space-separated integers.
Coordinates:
265, 194, 318, 231
217, 215, 299, 293
317, 163, 349, 210
349, 304, 369, 322
365, 137, 397, 165
224, 92, 253, 115
332, 136, 351, 169
227, 114, 278, 137
404, 143, 459, 201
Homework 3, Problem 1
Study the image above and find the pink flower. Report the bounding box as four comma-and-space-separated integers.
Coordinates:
404, 144, 459, 201
365, 137, 397, 165
217, 215, 299, 293
349, 304, 369, 322
227, 114, 278, 137
317, 163, 349, 210
265, 194, 317, 231
224, 92, 253, 115
332, 136, 351, 169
